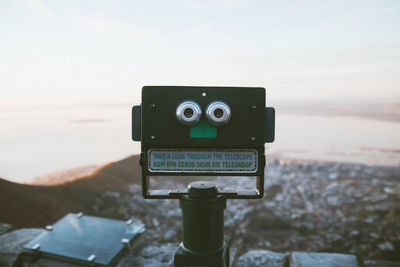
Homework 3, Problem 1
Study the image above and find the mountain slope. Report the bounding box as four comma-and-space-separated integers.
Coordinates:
0, 155, 140, 228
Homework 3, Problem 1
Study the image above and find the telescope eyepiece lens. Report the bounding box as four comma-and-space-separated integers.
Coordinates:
214, 108, 224, 118
206, 101, 231, 126
184, 108, 194, 118
176, 101, 202, 125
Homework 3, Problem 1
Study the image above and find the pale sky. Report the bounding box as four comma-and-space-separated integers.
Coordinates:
1, 0, 399, 106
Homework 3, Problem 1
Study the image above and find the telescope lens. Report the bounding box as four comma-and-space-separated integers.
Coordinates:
176, 101, 202, 125
184, 108, 194, 118
206, 101, 231, 126
214, 108, 224, 118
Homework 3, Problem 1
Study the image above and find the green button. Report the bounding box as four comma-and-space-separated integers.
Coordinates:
190, 119, 217, 138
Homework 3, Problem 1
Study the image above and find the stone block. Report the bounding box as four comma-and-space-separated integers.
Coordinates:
291, 252, 358, 267
234, 250, 287, 267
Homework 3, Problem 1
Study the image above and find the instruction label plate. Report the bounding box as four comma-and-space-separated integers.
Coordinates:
148, 149, 258, 173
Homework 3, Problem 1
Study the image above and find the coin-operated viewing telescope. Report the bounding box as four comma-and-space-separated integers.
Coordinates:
132, 86, 275, 266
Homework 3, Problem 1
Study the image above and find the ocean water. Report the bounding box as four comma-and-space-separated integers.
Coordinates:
0, 105, 399, 183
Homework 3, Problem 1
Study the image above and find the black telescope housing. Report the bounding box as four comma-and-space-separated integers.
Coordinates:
132, 86, 275, 199
132, 85, 275, 266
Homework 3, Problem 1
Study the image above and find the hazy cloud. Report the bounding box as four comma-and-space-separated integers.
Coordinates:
70, 15, 158, 43
23, 0, 50, 19
181, 0, 251, 9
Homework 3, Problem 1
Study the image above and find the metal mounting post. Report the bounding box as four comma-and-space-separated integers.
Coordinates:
174, 181, 230, 267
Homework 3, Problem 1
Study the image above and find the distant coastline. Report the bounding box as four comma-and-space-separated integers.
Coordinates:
1, 102, 399, 183
278, 102, 400, 123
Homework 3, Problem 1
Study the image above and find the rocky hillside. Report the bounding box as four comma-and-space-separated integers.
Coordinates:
1, 155, 399, 262
92, 159, 400, 262
0, 155, 141, 228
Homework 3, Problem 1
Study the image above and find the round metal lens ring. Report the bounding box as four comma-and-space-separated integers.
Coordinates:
176, 101, 202, 126
206, 101, 231, 126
